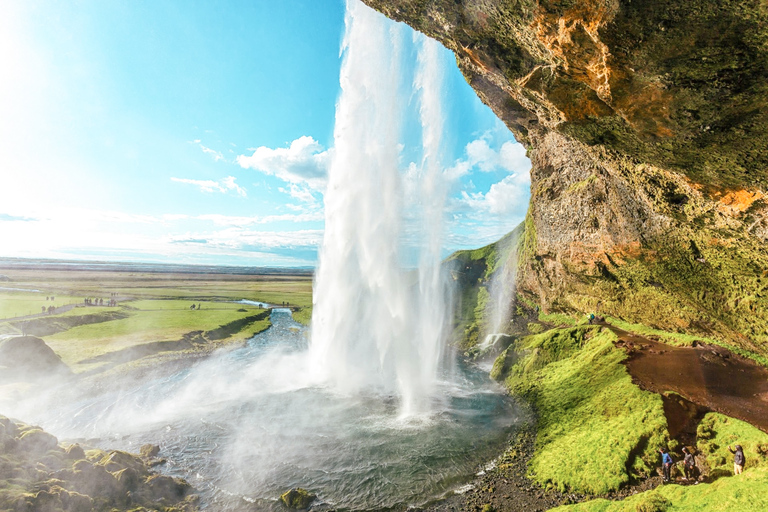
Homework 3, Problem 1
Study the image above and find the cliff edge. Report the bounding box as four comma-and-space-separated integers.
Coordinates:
364, 0, 768, 357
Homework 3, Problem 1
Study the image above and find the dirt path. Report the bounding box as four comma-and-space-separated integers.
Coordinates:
606, 324, 768, 434
0, 304, 78, 323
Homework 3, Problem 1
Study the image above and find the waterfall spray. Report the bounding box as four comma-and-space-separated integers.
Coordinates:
309, 0, 452, 415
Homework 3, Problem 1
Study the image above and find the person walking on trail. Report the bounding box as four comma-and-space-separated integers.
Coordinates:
659, 448, 673, 482
682, 447, 697, 482
729, 445, 746, 474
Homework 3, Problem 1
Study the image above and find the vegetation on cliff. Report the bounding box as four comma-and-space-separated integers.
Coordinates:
491, 325, 668, 495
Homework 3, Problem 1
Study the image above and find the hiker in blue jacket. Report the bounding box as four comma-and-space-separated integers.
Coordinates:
659, 448, 673, 482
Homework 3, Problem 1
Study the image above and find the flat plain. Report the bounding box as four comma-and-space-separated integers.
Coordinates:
0, 261, 313, 374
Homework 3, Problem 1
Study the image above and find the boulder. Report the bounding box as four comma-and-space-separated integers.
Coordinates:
16, 428, 59, 455
58, 489, 93, 512
139, 444, 160, 459
64, 444, 86, 460
97, 450, 147, 475
113, 467, 141, 493
0, 336, 72, 380
145, 474, 192, 502
69, 459, 121, 498
280, 488, 317, 510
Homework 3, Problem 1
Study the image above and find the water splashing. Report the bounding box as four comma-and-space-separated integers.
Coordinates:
309, 0, 452, 416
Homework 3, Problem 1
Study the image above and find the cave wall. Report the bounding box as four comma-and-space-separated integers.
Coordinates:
363, 0, 768, 355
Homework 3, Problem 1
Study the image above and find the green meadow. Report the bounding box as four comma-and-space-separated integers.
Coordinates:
0, 264, 313, 374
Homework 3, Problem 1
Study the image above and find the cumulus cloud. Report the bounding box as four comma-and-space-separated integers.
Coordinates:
459, 171, 531, 216
446, 137, 530, 179
171, 176, 247, 197
236, 136, 331, 191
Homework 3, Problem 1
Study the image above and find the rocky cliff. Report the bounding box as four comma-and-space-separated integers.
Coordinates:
364, 0, 768, 357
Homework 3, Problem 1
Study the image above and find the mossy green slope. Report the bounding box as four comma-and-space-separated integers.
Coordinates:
446, 225, 523, 349
492, 326, 668, 495
553, 412, 768, 512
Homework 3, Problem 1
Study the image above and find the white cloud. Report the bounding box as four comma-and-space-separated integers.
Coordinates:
237, 136, 331, 190
279, 183, 318, 204
458, 171, 531, 216
171, 176, 246, 197
189, 140, 225, 162
446, 137, 530, 180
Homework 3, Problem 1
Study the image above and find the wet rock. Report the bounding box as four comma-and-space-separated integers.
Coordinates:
64, 444, 85, 460
139, 443, 160, 459
114, 467, 141, 493
69, 459, 122, 498
145, 474, 192, 502
97, 450, 147, 475
0, 336, 72, 380
16, 428, 59, 455
59, 489, 94, 512
280, 488, 317, 509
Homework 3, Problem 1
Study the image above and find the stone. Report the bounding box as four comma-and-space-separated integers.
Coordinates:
64, 444, 86, 460
0, 336, 72, 380
280, 488, 317, 510
113, 467, 141, 493
16, 428, 59, 455
145, 474, 192, 502
139, 443, 160, 459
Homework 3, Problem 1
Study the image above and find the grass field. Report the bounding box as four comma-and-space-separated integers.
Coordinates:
492, 326, 668, 495
0, 262, 313, 374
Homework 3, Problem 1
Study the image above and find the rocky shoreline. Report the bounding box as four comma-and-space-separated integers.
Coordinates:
0, 415, 198, 512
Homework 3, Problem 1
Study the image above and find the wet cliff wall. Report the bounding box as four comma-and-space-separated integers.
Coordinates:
363, 0, 768, 357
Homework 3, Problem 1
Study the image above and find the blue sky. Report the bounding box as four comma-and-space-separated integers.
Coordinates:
0, 0, 530, 267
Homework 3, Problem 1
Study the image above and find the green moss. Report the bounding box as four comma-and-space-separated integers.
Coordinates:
291, 306, 312, 326
696, 413, 768, 474
495, 327, 668, 495
539, 312, 578, 326
553, 467, 768, 511
447, 223, 525, 348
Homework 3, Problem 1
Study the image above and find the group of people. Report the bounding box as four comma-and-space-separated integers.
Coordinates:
658, 444, 746, 483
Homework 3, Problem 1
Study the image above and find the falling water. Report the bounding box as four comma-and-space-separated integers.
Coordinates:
309, 0, 452, 416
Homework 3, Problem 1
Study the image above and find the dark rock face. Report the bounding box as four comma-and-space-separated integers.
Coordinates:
364, 0, 768, 355
0, 336, 72, 381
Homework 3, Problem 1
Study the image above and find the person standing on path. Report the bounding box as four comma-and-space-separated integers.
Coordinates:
729, 445, 745, 474
682, 447, 697, 482
659, 448, 673, 482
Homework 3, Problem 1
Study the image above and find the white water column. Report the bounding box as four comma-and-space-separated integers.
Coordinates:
309, 0, 451, 416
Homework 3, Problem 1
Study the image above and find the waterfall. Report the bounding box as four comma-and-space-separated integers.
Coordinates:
309, 0, 451, 416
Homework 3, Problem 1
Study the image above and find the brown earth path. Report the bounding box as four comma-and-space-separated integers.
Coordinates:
605, 323, 768, 435
0, 303, 78, 323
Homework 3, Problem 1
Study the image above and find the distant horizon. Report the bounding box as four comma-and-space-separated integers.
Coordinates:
0, 256, 315, 274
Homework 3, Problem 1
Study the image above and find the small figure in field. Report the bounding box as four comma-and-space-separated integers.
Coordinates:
659, 448, 673, 482
682, 447, 697, 482
41, 306, 46, 313
45, 296, 49, 301
190, 304, 196, 310
197, 303, 201, 309
729, 445, 745, 474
